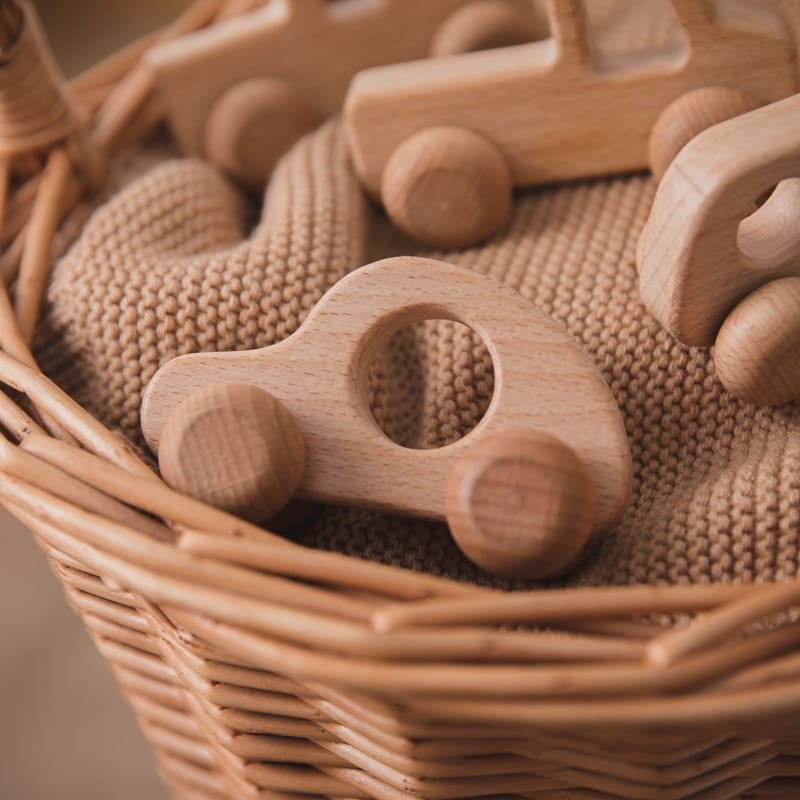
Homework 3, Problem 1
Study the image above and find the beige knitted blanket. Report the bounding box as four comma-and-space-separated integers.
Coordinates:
36, 120, 800, 590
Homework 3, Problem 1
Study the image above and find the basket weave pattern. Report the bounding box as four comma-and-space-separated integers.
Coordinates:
2, 1, 800, 798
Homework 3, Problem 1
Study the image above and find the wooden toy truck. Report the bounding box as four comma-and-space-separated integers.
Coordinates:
344, 0, 798, 247
146, 0, 544, 188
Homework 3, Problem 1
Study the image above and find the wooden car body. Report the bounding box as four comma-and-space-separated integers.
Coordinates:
345, 0, 797, 194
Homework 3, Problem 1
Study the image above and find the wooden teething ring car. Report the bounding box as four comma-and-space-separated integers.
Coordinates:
638, 93, 800, 407
141, 257, 632, 579
344, 0, 797, 248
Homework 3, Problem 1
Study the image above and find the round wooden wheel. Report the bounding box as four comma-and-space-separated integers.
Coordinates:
430, 0, 548, 57
648, 87, 760, 183
381, 126, 512, 249
158, 382, 306, 523
714, 276, 800, 407
205, 77, 318, 189
445, 429, 597, 579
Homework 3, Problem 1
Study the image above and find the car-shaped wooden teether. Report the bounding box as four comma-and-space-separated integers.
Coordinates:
344, 0, 797, 248
146, 0, 543, 188
141, 257, 632, 579
638, 93, 800, 407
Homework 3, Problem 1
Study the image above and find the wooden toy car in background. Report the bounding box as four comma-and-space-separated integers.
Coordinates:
146, 0, 545, 189
344, 0, 798, 248
638, 92, 800, 407
140, 257, 632, 580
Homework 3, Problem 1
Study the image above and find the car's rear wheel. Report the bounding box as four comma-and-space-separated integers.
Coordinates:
445, 429, 596, 579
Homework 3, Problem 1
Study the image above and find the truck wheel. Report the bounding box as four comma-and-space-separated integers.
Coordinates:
648, 86, 759, 182
205, 77, 318, 189
381, 126, 512, 249
445, 429, 596, 579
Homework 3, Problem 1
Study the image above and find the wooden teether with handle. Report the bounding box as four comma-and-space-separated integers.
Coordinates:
142, 257, 631, 577
638, 93, 800, 406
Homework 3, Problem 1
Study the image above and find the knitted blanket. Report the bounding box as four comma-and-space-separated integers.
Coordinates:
36, 119, 800, 590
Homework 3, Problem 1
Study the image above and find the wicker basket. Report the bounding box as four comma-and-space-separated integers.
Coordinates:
3, 1, 800, 797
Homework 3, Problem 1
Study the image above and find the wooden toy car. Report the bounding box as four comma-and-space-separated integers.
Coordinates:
140, 257, 632, 580
146, 0, 543, 188
344, 0, 798, 248
638, 92, 800, 407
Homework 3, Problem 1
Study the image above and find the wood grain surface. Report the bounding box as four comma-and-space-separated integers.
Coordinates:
639, 93, 800, 347
445, 429, 596, 578
345, 0, 796, 195
142, 257, 632, 534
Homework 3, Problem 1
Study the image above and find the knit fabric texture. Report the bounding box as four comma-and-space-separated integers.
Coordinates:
36, 119, 800, 590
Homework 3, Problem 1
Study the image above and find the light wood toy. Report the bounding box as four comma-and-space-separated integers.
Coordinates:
141, 257, 632, 579
344, 0, 797, 248
638, 92, 800, 407
146, 0, 543, 189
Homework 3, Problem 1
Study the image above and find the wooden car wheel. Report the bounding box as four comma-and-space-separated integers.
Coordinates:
157, 382, 306, 523
714, 276, 800, 407
381, 126, 512, 249
648, 86, 760, 183
445, 429, 596, 579
205, 77, 318, 189
430, 0, 548, 57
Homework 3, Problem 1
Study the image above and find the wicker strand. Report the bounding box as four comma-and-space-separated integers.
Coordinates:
0, 433, 173, 540
370, 583, 769, 631
20, 432, 294, 548
397, 678, 800, 728
17, 435, 495, 604
0, 381, 39, 436
646, 581, 800, 668
0, 171, 36, 247
0, 158, 8, 233
179, 530, 491, 601
0, 477, 377, 627
165, 607, 800, 701
0, 349, 154, 475
0, 222, 25, 284
0, 274, 34, 366
14, 147, 75, 344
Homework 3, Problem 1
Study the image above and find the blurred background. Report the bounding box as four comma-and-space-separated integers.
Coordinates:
1, 5, 188, 798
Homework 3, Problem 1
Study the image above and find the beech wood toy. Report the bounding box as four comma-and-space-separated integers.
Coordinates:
345, 0, 797, 248
638, 93, 800, 407
147, 0, 540, 188
157, 383, 305, 522
141, 257, 632, 579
